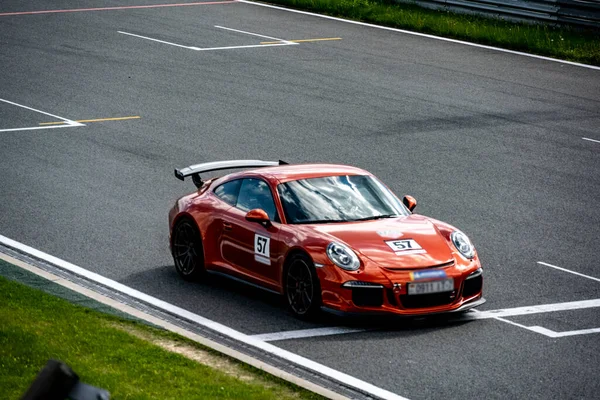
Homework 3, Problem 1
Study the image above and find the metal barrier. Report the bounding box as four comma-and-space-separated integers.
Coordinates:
394, 0, 600, 28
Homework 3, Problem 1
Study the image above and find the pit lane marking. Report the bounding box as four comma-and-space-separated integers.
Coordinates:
537, 261, 600, 283
260, 37, 342, 44
582, 137, 600, 144
0, 234, 409, 400
252, 326, 368, 341
39, 116, 141, 126
0, 98, 84, 132
119, 26, 298, 51
252, 299, 600, 341
0, 1, 236, 17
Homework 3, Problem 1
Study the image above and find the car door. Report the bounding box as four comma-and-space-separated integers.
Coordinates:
220, 178, 281, 287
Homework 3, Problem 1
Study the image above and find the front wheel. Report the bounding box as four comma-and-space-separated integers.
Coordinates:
171, 218, 205, 281
284, 253, 322, 319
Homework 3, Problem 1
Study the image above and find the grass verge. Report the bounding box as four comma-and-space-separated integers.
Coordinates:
0, 276, 323, 399
262, 0, 600, 66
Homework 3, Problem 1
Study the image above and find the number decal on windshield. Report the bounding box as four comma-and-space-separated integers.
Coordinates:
385, 239, 426, 255
254, 234, 270, 265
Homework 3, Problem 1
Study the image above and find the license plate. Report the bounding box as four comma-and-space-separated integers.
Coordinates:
407, 278, 454, 295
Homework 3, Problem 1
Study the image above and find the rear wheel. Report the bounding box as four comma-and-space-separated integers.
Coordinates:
172, 218, 205, 281
284, 253, 322, 319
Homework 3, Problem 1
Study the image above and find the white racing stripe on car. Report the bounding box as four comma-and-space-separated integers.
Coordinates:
0, 234, 409, 400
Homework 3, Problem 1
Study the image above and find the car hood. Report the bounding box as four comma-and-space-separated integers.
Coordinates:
308, 215, 454, 270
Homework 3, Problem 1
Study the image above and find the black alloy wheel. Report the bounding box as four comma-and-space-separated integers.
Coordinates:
172, 219, 205, 281
285, 254, 321, 319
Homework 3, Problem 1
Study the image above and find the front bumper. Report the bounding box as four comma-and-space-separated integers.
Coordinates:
317, 261, 484, 317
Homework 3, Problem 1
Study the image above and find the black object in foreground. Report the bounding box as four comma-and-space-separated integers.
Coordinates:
21, 359, 110, 400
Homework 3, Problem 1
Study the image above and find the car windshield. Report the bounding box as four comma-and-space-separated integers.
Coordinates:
277, 175, 408, 224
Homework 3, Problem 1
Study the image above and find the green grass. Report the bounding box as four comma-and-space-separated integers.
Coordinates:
0, 276, 323, 400
264, 0, 600, 65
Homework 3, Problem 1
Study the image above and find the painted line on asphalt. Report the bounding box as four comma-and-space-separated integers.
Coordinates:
0, 98, 84, 132
252, 326, 368, 342
39, 116, 141, 126
215, 25, 296, 45
0, 1, 236, 17
494, 316, 600, 338
582, 137, 600, 144
119, 29, 297, 51
251, 298, 600, 341
261, 37, 342, 44
0, 252, 346, 400
119, 31, 198, 50
537, 261, 600, 283
237, 0, 600, 71
0, 234, 409, 400
468, 299, 600, 320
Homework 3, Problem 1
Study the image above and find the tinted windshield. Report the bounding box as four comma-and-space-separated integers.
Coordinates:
277, 175, 408, 224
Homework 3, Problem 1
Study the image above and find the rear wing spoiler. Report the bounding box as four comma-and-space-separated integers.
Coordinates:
174, 159, 288, 188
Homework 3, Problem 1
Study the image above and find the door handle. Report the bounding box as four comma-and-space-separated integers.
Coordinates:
223, 222, 233, 231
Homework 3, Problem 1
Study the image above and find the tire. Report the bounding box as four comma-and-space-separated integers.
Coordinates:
171, 218, 205, 281
284, 253, 322, 319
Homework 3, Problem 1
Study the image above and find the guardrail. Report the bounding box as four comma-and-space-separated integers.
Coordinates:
395, 0, 600, 28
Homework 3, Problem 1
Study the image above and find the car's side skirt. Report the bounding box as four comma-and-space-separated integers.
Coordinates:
207, 270, 282, 296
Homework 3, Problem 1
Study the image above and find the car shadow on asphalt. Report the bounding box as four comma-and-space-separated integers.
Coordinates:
118, 265, 477, 335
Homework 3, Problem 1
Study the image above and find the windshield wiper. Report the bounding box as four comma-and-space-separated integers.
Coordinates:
351, 214, 398, 222
297, 219, 345, 224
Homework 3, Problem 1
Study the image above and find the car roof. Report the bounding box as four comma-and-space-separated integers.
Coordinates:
225, 163, 372, 184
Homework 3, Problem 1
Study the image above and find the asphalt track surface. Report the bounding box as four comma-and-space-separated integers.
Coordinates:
1, 1, 599, 398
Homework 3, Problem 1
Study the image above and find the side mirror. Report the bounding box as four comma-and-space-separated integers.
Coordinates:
245, 209, 271, 226
403, 195, 417, 212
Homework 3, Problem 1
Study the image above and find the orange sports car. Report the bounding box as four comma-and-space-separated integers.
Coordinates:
169, 160, 484, 319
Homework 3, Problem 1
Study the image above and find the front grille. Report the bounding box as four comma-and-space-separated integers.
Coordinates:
399, 292, 455, 309
351, 288, 384, 307
463, 275, 483, 298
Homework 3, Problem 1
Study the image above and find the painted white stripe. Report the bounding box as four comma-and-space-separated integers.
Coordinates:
119, 30, 297, 52
254, 254, 271, 265
252, 326, 368, 341
0, 234, 409, 400
527, 326, 600, 338
466, 298, 600, 320
494, 317, 600, 338
118, 31, 196, 49
582, 137, 600, 144
0, 98, 83, 128
195, 43, 295, 51
237, 0, 600, 71
215, 25, 296, 45
537, 261, 600, 283
0, 124, 81, 133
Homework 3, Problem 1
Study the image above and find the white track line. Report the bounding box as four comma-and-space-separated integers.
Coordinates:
466, 299, 600, 320
118, 31, 196, 49
237, 0, 600, 71
537, 261, 600, 283
252, 326, 368, 341
195, 43, 295, 51
0, 98, 84, 132
119, 29, 297, 51
0, 234, 408, 400
215, 25, 296, 44
582, 137, 600, 144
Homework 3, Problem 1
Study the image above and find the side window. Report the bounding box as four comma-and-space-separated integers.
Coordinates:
214, 179, 242, 206
236, 179, 279, 222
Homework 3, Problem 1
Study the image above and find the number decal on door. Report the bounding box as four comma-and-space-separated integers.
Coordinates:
254, 234, 270, 265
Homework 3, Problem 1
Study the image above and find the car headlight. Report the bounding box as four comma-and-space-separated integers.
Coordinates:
327, 242, 360, 271
451, 231, 475, 259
